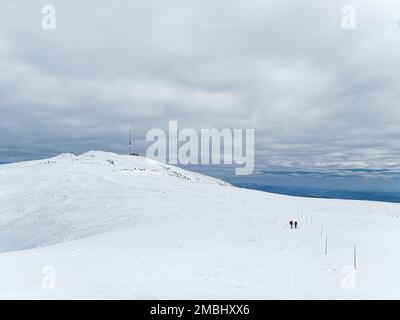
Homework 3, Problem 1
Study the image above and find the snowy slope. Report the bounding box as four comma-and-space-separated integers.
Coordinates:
0, 151, 399, 299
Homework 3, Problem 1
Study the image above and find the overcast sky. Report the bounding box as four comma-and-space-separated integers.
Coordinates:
1, 0, 400, 175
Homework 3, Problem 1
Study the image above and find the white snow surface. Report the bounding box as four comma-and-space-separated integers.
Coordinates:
0, 151, 399, 299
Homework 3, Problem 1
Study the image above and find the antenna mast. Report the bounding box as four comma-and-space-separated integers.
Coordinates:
129, 129, 132, 155
128, 128, 139, 156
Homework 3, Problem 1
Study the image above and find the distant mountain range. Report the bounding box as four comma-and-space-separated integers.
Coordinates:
234, 183, 400, 204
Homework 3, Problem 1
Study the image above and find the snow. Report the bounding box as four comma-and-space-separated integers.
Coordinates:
0, 151, 399, 299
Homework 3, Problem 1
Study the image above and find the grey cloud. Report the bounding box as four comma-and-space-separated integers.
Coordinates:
1, 0, 400, 171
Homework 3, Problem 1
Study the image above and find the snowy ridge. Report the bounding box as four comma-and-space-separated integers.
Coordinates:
0, 151, 229, 253
0, 151, 400, 299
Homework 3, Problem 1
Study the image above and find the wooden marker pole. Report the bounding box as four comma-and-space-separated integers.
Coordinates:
354, 245, 357, 271
325, 235, 328, 254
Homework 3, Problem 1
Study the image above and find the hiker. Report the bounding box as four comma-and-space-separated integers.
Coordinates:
294, 221, 298, 229
289, 221, 293, 229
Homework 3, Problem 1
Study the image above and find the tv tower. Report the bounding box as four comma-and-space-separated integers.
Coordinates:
129, 129, 132, 155
128, 129, 139, 156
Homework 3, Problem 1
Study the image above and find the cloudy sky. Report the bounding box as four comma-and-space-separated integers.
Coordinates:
1, 1, 400, 180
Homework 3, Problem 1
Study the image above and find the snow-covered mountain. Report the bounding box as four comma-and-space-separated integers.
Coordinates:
0, 151, 399, 299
